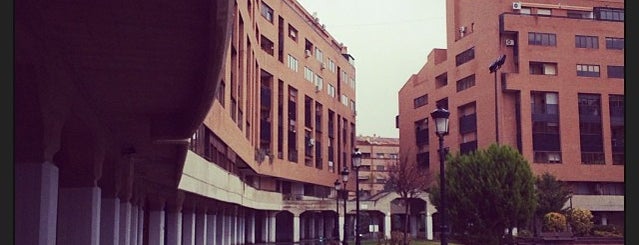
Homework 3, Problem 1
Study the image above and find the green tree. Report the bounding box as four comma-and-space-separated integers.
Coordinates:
385, 155, 432, 245
429, 144, 537, 245
534, 172, 572, 234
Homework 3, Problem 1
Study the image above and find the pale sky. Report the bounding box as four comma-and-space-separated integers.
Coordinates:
296, 0, 448, 138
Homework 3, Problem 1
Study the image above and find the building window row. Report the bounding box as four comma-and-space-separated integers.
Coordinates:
575, 35, 599, 49
577, 64, 600, 77
260, 2, 274, 23
528, 32, 557, 46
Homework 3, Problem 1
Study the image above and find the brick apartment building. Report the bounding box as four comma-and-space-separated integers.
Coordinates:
185, 0, 360, 242
356, 136, 400, 198
398, 0, 624, 229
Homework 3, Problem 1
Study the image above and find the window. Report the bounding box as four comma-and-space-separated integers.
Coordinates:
537, 8, 551, 15
414, 118, 429, 146
376, 153, 385, 159
304, 67, 314, 82
389, 153, 398, 159
413, 94, 428, 108
455, 47, 475, 66
314, 74, 323, 90
605, 37, 624, 50
607, 66, 624, 78
376, 165, 385, 171
327, 84, 336, 98
304, 39, 314, 57
327, 59, 336, 73
577, 64, 600, 77
609, 95, 624, 165
578, 93, 604, 164
528, 32, 557, 46
260, 2, 274, 23
436, 73, 448, 88
288, 24, 298, 42
575, 35, 599, 49
341, 95, 349, 106
260, 35, 274, 55
315, 47, 324, 63
594, 7, 624, 21
456, 74, 476, 92
567, 10, 593, 19
217, 80, 225, 107
520, 7, 531, 15
287, 55, 298, 72
529, 62, 557, 75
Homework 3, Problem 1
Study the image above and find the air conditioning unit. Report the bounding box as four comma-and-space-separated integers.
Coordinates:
307, 138, 315, 147
305, 49, 312, 58
315, 84, 321, 92
512, 2, 522, 10
505, 39, 516, 46
459, 26, 466, 33
320, 63, 326, 70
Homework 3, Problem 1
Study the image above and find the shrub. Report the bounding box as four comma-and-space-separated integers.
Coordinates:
566, 208, 594, 236
592, 224, 623, 237
389, 231, 411, 245
593, 230, 623, 238
516, 229, 533, 238
543, 212, 567, 232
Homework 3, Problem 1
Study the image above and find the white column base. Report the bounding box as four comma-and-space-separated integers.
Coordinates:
57, 187, 102, 245
15, 162, 59, 245
167, 210, 182, 245
182, 211, 196, 245
100, 197, 120, 245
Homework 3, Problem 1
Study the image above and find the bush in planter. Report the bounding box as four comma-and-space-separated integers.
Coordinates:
515, 229, 533, 238
566, 208, 594, 236
591, 224, 623, 237
543, 212, 567, 232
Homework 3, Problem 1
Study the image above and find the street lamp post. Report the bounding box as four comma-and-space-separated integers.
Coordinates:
489, 54, 506, 144
335, 179, 342, 241
431, 105, 450, 245
341, 167, 350, 245
352, 149, 363, 245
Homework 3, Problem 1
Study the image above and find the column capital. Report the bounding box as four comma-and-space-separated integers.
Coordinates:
166, 191, 185, 213
146, 194, 166, 211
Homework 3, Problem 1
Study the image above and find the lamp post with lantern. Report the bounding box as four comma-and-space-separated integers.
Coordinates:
430, 104, 450, 245
352, 149, 363, 245
341, 167, 350, 245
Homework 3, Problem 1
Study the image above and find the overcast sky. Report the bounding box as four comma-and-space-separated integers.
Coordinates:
296, 0, 448, 138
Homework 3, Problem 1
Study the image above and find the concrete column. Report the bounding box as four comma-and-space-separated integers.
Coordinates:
310, 214, 317, 239
100, 197, 120, 245
137, 205, 145, 245
247, 211, 256, 244
127, 204, 137, 245
602, 214, 608, 225
410, 215, 417, 238
206, 212, 216, 245
384, 213, 391, 239
226, 212, 232, 245
147, 197, 166, 245
339, 216, 345, 241
293, 214, 301, 242
195, 209, 207, 245
269, 212, 277, 243
166, 209, 183, 245
57, 187, 102, 245
15, 162, 59, 245
300, 215, 306, 240
319, 215, 325, 239
182, 209, 196, 245
216, 210, 224, 245
261, 212, 269, 242
426, 213, 433, 240
239, 209, 244, 245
